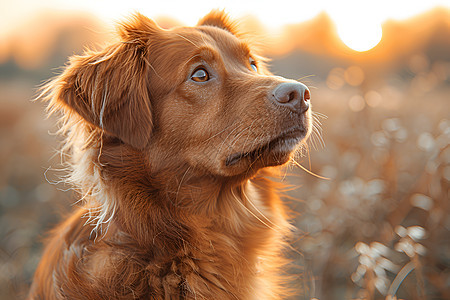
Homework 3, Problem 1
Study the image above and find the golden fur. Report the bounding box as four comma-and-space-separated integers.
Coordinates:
29, 11, 312, 299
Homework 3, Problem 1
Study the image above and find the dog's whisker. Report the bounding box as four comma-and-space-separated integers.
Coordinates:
311, 124, 325, 149
203, 121, 241, 144
292, 159, 330, 180
200, 33, 209, 49
175, 166, 192, 204
142, 56, 164, 80
310, 134, 321, 151
230, 188, 279, 232
313, 111, 328, 119
312, 114, 324, 125
227, 119, 258, 151
242, 188, 284, 231
306, 143, 312, 170
181, 54, 202, 70
214, 122, 246, 160
175, 33, 200, 49
296, 74, 316, 81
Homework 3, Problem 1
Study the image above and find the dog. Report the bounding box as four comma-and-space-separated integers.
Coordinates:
29, 10, 312, 299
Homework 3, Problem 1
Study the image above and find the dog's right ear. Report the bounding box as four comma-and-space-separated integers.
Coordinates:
44, 14, 159, 149
198, 10, 238, 36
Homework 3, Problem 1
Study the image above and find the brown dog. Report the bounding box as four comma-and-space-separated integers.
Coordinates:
29, 11, 312, 299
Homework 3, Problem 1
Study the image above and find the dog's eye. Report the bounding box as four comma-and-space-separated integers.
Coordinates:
250, 58, 257, 72
191, 68, 210, 82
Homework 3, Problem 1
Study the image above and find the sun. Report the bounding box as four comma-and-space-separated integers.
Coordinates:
336, 22, 383, 52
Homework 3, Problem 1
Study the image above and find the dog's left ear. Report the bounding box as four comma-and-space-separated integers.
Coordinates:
198, 10, 238, 36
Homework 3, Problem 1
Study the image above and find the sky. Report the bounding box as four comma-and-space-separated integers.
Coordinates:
1, 0, 450, 52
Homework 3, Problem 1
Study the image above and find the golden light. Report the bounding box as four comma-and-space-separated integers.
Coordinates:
0, 0, 448, 68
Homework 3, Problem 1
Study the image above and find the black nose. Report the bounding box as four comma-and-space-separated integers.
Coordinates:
272, 82, 310, 113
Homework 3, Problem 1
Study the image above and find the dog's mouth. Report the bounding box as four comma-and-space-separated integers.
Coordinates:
225, 127, 306, 167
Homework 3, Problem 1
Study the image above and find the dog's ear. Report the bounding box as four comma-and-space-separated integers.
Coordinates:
47, 13, 159, 149
198, 10, 238, 36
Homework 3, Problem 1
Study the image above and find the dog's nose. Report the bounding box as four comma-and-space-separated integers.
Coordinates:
272, 82, 310, 113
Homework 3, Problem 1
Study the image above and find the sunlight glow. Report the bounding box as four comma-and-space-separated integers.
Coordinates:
1, 0, 449, 54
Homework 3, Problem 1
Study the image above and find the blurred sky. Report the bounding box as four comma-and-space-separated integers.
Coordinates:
1, 0, 450, 52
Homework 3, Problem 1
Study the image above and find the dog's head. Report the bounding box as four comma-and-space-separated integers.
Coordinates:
48, 11, 312, 179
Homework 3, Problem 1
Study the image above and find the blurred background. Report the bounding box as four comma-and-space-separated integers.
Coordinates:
0, 1, 449, 299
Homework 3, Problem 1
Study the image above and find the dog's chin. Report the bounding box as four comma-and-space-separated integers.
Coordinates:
223, 127, 308, 176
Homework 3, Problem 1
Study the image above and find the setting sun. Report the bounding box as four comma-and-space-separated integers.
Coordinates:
337, 22, 383, 52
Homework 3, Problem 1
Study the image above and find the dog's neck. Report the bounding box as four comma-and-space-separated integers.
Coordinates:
75, 140, 268, 249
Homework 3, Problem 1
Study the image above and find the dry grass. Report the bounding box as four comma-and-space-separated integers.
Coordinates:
284, 59, 449, 299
